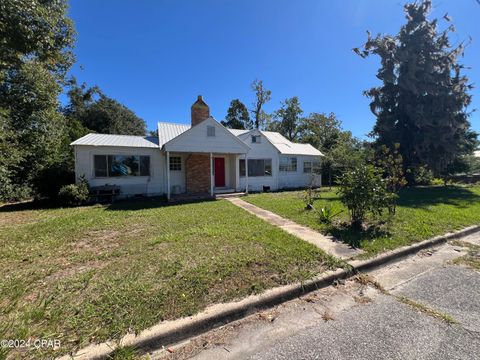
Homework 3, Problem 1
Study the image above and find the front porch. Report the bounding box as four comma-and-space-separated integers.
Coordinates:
165, 151, 250, 200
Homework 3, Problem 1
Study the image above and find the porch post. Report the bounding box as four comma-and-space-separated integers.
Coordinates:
245, 153, 249, 194
166, 151, 170, 200
210, 152, 214, 197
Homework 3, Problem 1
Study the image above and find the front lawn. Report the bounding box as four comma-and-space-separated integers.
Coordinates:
0, 199, 339, 359
245, 185, 480, 257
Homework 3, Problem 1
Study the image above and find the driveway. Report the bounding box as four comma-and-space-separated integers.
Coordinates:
155, 233, 480, 360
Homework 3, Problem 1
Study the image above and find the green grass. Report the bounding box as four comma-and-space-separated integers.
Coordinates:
245, 185, 480, 257
0, 198, 340, 359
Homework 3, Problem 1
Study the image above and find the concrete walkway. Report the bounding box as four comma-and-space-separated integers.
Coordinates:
226, 197, 361, 260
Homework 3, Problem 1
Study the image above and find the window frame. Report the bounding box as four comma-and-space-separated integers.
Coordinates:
169, 156, 182, 171
93, 154, 151, 178
239, 158, 272, 177
279, 156, 297, 172
207, 126, 216, 137
304, 160, 321, 174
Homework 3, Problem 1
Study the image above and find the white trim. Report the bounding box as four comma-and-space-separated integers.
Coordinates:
245, 153, 249, 194
166, 151, 171, 200
210, 153, 214, 196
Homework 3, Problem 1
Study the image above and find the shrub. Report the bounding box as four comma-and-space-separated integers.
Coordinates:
431, 178, 444, 186
411, 165, 434, 186
34, 164, 75, 200
58, 177, 89, 206
338, 164, 392, 229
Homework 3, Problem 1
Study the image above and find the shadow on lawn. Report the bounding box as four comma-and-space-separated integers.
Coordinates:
327, 222, 391, 249
397, 186, 480, 209
105, 196, 216, 211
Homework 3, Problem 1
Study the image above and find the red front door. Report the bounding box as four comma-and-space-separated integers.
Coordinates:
214, 158, 225, 187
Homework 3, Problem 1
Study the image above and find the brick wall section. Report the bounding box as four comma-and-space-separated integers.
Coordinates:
185, 154, 211, 194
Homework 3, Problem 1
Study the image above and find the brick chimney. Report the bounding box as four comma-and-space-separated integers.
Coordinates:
191, 95, 210, 126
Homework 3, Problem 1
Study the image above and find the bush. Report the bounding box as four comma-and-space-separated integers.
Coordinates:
431, 178, 444, 186
0, 166, 31, 202
338, 164, 392, 229
58, 177, 89, 206
411, 165, 434, 186
34, 164, 75, 199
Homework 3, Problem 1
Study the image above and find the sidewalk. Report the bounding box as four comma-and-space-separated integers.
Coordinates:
226, 197, 361, 260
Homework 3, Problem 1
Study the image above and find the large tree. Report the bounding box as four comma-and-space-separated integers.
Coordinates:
64, 80, 146, 136
221, 99, 252, 129
356, 0, 477, 180
250, 79, 272, 129
0, 0, 75, 200
273, 96, 303, 141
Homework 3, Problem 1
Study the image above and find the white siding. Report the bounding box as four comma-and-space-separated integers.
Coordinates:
74, 145, 164, 197
238, 130, 280, 191
164, 118, 249, 154
278, 155, 322, 189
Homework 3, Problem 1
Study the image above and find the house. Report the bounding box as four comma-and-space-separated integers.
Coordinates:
71, 96, 323, 199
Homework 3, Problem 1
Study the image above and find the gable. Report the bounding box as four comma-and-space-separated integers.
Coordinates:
163, 117, 250, 154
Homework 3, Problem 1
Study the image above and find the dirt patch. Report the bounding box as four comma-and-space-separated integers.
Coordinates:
0, 212, 39, 227
74, 229, 122, 251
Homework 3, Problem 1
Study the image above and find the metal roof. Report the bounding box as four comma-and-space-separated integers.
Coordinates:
71, 123, 323, 156
70, 133, 159, 148
474, 150, 480, 158
260, 131, 324, 156
157, 122, 191, 147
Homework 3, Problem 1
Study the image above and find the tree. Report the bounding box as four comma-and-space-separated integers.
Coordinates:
221, 99, 252, 129
300, 112, 342, 151
64, 81, 146, 136
272, 96, 303, 141
357, 0, 478, 181
250, 79, 272, 129
0, 0, 75, 201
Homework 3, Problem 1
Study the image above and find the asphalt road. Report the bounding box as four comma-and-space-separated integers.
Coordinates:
156, 234, 480, 360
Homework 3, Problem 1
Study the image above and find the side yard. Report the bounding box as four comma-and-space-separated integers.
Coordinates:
245, 185, 480, 256
0, 199, 340, 359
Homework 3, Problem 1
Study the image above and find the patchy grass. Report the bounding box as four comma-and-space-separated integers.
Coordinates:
451, 241, 480, 270
245, 185, 480, 257
0, 198, 341, 359
395, 296, 457, 324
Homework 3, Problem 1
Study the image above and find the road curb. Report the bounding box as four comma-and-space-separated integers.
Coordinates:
59, 224, 480, 360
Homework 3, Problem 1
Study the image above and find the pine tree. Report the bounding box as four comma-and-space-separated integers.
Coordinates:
221, 99, 252, 129
356, 0, 478, 180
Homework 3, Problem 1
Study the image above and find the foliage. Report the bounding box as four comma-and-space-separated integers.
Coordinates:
318, 206, 341, 225
411, 165, 434, 186
57, 177, 89, 206
271, 96, 303, 141
221, 99, 253, 129
337, 165, 391, 228
63, 80, 146, 136
357, 0, 478, 180
34, 163, 75, 200
298, 112, 370, 185
250, 79, 272, 129
375, 144, 407, 214
430, 178, 444, 186
0, 0, 75, 202
0, 0, 75, 74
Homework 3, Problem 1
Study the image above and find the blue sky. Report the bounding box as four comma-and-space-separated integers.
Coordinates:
68, 0, 480, 138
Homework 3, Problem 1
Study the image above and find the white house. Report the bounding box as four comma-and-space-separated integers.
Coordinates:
71, 96, 323, 199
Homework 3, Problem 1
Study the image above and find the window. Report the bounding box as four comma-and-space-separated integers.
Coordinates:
279, 157, 297, 172
304, 160, 321, 174
169, 156, 181, 171
93, 155, 150, 177
239, 159, 272, 177
207, 126, 215, 137
251, 135, 261, 143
